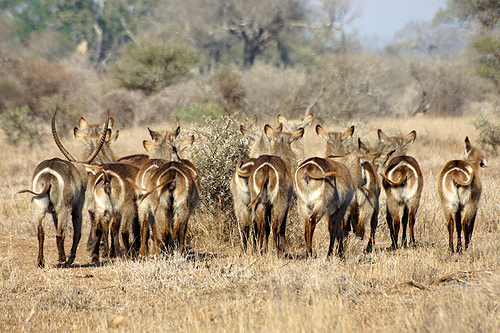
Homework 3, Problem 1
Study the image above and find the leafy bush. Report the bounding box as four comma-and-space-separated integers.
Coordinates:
474, 116, 500, 153
188, 116, 250, 243
176, 103, 223, 124
111, 38, 201, 94
0, 106, 43, 145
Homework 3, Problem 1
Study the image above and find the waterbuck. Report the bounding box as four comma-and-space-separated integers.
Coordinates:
377, 129, 423, 249
134, 160, 199, 256
294, 157, 354, 258
18, 107, 109, 267
85, 163, 141, 262
246, 124, 304, 256
437, 137, 486, 253
315, 125, 377, 255
127, 127, 198, 256
231, 122, 272, 252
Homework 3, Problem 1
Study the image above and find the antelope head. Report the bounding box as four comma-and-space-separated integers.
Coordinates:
464, 137, 487, 169
264, 123, 304, 167
316, 125, 354, 157
377, 129, 416, 156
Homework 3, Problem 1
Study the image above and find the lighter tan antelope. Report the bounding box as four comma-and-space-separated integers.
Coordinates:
377, 129, 423, 249
437, 137, 486, 253
85, 163, 141, 262
18, 107, 109, 267
231, 122, 272, 252
247, 124, 304, 256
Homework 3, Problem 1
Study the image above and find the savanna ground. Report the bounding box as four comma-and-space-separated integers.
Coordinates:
1, 116, 500, 332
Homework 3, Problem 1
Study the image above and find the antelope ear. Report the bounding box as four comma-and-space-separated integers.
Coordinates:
275, 123, 283, 133
74, 127, 87, 143
315, 124, 328, 139
301, 114, 313, 127
240, 125, 256, 139
377, 129, 391, 143
290, 127, 305, 142
277, 114, 287, 125
464, 137, 472, 154
143, 140, 155, 152
179, 135, 195, 152
78, 117, 89, 130
342, 126, 354, 140
358, 138, 369, 153
404, 130, 416, 146
108, 117, 114, 130
264, 124, 275, 139
105, 128, 112, 141
148, 128, 160, 141
108, 129, 119, 144
174, 126, 181, 138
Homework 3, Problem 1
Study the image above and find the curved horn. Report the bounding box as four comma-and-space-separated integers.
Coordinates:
52, 106, 76, 162
84, 109, 110, 164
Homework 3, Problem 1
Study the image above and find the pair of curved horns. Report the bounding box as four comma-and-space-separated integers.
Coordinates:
52, 106, 110, 164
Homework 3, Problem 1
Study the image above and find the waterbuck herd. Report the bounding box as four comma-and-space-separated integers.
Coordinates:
18, 109, 487, 267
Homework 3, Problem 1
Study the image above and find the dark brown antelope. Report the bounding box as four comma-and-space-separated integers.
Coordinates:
133, 160, 199, 256
246, 124, 304, 256
18, 107, 109, 267
294, 157, 354, 258
437, 137, 486, 253
316, 125, 378, 254
377, 129, 423, 249
85, 163, 141, 262
231, 122, 272, 252
355, 138, 381, 253
126, 127, 198, 256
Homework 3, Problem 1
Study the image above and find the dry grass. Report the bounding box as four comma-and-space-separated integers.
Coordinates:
1, 116, 500, 331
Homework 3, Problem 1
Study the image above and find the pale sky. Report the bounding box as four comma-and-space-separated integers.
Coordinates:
349, 0, 448, 48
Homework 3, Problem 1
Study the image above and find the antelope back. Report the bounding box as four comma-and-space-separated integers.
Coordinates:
316, 125, 354, 157
377, 129, 416, 156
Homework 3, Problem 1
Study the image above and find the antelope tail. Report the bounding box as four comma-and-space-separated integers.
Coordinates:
380, 172, 406, 186
451, 170, 473, 187
305, 170, 340, 181
17, 183, 51, 197
140, 173, 176, 204
247, 173, 269, 210
126, 177, 144, 192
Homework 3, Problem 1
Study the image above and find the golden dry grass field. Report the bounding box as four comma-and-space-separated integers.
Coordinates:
1, 116, 499, 331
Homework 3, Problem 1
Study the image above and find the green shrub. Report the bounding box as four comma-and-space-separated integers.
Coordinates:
176, 103, 223, 124
474, 116, 500, 153
111, 38, 201, 94
0, 105, 43, 145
